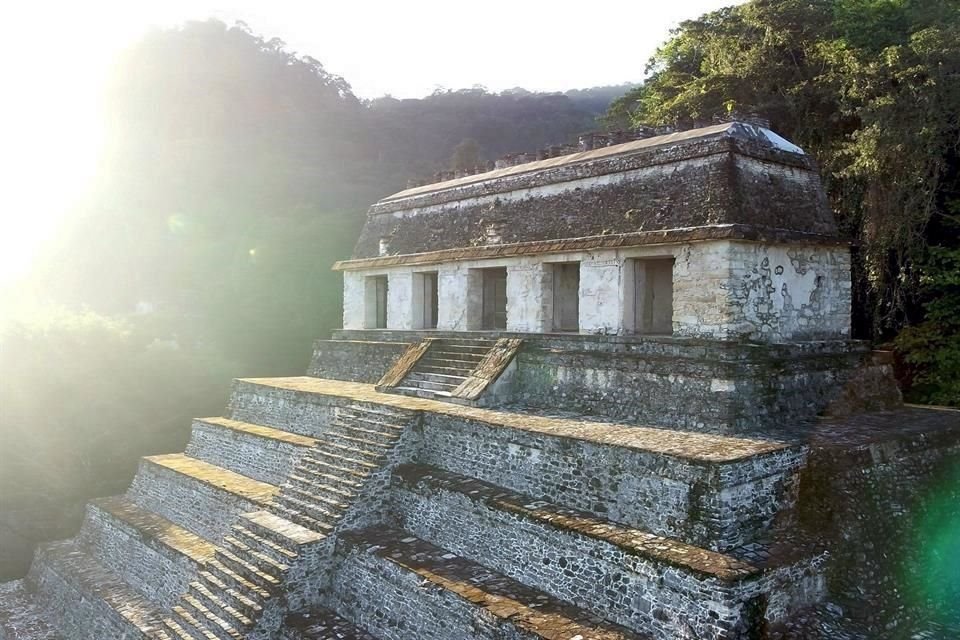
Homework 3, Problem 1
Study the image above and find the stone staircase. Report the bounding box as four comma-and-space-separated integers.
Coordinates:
390, 337, 496, 399
161, 403, 416, 640
1, 393, 418, 640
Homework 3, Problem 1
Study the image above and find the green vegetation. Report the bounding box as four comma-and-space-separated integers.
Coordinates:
606, 0, 960, 404
0, 310, 236, 577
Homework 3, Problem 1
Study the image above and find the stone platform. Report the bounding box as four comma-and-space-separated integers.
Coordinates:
1, 376, 957, 639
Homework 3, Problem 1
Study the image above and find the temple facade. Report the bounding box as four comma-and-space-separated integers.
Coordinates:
337, 122, 850, 343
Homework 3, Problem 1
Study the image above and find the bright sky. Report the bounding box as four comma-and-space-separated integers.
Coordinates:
0, 0, 739, 288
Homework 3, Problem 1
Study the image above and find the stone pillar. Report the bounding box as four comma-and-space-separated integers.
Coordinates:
437, 266, 471, 331
387, 271, 414, 330
342, 271, 365, 330
579, 255, 625, 335
506, 263, 553, 333
672, 241, 733, 339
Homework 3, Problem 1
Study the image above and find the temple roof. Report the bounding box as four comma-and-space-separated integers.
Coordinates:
338, 122, 840, 270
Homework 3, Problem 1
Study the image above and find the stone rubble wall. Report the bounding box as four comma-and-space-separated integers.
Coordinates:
228, 381, 339, 437
75, 504, 196, 610
390, 476, 765, 640
27, 543, 148, 640
126, 461, 260, 544
417, 412, 804, 551
184, 420, 311, 486
307, 339, 408, 383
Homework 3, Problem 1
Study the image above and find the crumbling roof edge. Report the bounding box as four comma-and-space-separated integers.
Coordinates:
377, 122, 808, 207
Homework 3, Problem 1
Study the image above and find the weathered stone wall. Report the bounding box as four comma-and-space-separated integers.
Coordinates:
353, 124, 836, 260
794, 409, 960, 634
228, 380, 339, 437
389, 471, 767, 640
76, 504, 196, 610
125, 461, 259, 543
183, 420, 309, 485
416, 411, 804, 551
723, 242, 851, 342
307, 339, 407, 383
27, 543, 147, 640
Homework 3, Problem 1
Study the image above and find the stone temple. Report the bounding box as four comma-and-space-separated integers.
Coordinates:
1, 122, 958, 639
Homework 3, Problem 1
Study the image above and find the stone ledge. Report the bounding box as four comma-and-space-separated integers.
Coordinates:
395, 464, 760, 582
89, 496, 217, 566
338, 526, 645, 640
236, 377, 792, 464
240, 511, 324, 547
31, 540, 168, 636
195, 417, 319, 449
142, 454, 279, 506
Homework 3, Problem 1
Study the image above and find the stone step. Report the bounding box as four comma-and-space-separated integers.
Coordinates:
281, 483, 349, 511
186, 581, 254, 632
331, 528, 644, 640
393, 464, 766, 639
204, 559, 275, 602
170, 602, 234, 640
287, 474, 357, 502
412, 364, 474, 377
400, 376, 460, 393
315, 440, 384, 462
129, 454, 279, 544
185, 417, 317, 486
0, 580, 64, 640
28, 540, 170, 639
229, 525, 298, 565
283, 608, 379, 640
433, 342, 492, 354
195, 570, 265, 620
328, 419, 402, 445
80, 496, 216, 609
434, 338, 497, 349
307, 446, 381, 472
424, 350, 486, 363
402, 371, 467, 385
341, 403, 414, 420
292, 462, 366, 492
418, 356, 482, 368
323, 429, 395, 452
164, 608, 212, 640
213, 548, 283, 592
273, 494, 344, 527
180, 592, 245, 640
223, 536, 291, 576
392, 386, 452, 399
268, 502, 335, 535
238, 510, 326, 552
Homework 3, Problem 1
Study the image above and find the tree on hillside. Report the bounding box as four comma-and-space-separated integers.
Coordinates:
605, 0, 960, 402
449, 138, 482, 171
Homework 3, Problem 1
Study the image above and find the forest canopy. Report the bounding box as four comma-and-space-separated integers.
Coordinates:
607, 0, 959, 404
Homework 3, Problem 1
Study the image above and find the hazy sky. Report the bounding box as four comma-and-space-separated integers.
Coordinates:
0, 0, 740, 285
